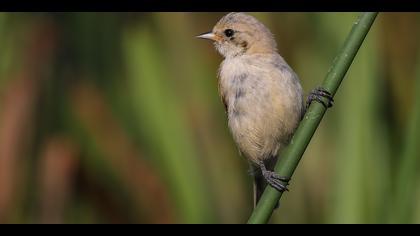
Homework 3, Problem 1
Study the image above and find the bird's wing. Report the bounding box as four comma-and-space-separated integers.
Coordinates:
218, 80, 228, 113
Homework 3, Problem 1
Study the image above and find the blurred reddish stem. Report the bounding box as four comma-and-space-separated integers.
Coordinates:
0, 19, 57, 223
0, 75, 36, 222
38, 137, 79, 224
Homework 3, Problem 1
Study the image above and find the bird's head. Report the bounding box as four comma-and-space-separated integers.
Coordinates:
197, 12, 278, 58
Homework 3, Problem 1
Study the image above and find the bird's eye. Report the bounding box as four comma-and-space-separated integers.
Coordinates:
224, 29, 234, 37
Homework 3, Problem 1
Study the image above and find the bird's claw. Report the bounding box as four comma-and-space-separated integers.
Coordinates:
262, 170, 290, 192
307, 87, 334, 110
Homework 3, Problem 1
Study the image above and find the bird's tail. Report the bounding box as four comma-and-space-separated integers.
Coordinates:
252, 156, 279, 209
253, 171, 267, 208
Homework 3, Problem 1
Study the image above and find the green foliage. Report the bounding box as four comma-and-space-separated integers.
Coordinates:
0, 12, 419, 224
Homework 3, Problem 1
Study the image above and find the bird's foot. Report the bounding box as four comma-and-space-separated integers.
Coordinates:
258, 161, 290, 192
306, 87, 334, 110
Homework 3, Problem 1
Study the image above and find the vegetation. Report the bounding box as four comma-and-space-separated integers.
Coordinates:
0, 12, 419, 223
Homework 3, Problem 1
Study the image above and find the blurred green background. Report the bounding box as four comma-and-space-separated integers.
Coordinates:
0, 12, 419, 224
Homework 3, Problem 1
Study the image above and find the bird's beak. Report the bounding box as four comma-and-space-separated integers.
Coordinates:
196, 31, 217, 41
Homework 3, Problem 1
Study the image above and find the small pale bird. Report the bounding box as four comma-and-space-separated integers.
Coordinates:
197, 12, 333, 207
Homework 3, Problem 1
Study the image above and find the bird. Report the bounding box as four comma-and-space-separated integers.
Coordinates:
197, 12, 333, 208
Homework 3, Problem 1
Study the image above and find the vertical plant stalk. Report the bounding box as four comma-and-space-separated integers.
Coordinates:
392, 46, 420, 223
247, 12, 378, 224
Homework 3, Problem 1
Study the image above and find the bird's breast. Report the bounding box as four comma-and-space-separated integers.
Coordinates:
218, 55, 304, 161
219, 57, 271, 118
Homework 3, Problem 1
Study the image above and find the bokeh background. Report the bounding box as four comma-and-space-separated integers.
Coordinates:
0, 12, 419, 224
